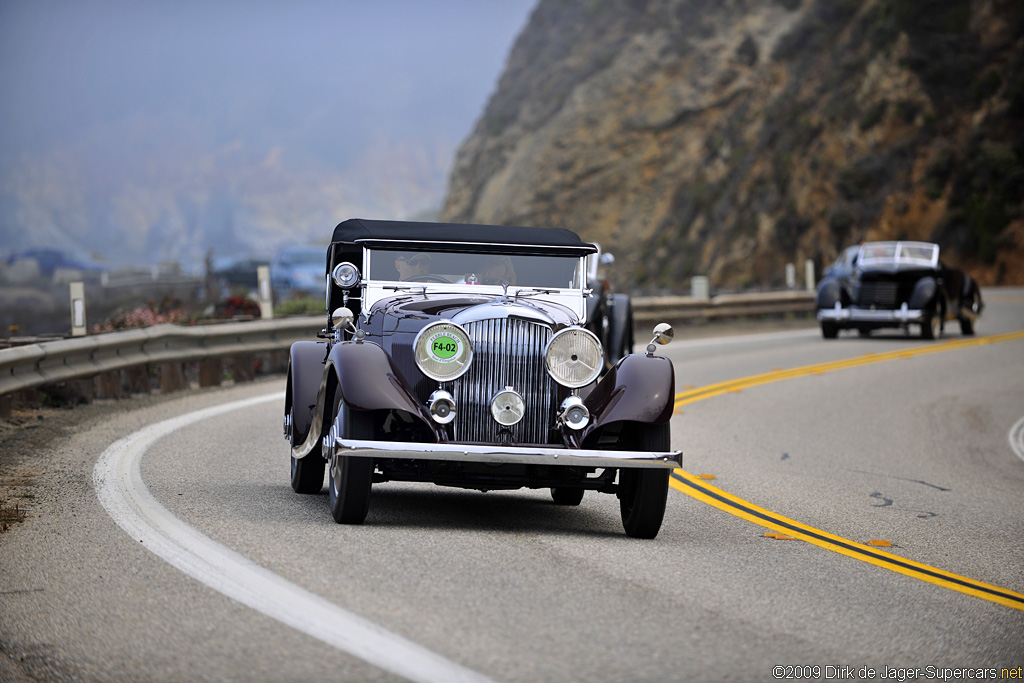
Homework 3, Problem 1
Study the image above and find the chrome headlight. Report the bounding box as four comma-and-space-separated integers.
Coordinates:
545, 327, 602, 388
413, 321, 473, 382
332, 262, 360, 288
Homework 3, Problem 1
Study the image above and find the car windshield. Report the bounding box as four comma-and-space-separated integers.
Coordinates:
858, 241, 937, 267
366, 248, 584, 289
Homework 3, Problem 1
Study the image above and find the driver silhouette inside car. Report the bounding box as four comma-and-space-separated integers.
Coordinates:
463, 255, 516, 286
394, 253, 431, 281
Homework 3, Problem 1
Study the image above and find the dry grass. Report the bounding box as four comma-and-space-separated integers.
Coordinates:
0, 498, 28, 532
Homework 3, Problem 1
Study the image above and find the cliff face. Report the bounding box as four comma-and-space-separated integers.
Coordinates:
441, 0, 1024, 291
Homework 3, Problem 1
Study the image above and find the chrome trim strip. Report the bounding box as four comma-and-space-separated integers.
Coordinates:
332, 438, 683, 469
817, 306, 924, 323
353, 238, 598, 255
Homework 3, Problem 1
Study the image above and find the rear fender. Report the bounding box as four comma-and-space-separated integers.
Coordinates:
582, 353, 675, 442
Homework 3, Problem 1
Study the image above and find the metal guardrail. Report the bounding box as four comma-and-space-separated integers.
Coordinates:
631, 290, 815, 321
0, 317, 322, 397
0, 291, 816, 398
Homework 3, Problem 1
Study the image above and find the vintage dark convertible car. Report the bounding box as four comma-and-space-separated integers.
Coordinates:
284, 219, 681, 538
584, 245, 634, 371
816, 241, 983, 339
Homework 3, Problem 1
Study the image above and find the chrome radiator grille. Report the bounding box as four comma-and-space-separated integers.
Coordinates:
449, 318, 554, 445
853, 281, 899, 308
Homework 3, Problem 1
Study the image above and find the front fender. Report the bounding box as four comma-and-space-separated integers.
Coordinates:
816, 278, 842, 309
582, 353, 675, 441
328, 340, 433, 422
292, 340, 435, 460
287, 341, 328, 446
909, 277, 938, 310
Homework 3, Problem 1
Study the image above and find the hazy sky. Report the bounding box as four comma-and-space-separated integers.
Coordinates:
0, 0, 536, 166
0, 1, 538, 264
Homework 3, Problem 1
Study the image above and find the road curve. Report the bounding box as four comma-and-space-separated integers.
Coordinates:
1, 288, 1022, 681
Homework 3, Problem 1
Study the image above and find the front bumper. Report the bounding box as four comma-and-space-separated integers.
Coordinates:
817, 302, 923, 324
324, 437, 682, 470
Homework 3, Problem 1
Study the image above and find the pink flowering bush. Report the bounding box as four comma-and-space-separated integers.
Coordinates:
210, 296, 261, 319
92, 297, 190, 333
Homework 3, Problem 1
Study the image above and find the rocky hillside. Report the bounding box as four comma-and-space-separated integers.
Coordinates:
441, 0, 1024, 291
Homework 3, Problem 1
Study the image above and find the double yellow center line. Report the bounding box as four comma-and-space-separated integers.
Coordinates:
668, 329, 1024, 611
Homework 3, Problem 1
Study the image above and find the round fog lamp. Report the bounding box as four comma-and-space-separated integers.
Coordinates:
490, 387, 525, 426
428, 389, 457, 425
559, 395, 590, 430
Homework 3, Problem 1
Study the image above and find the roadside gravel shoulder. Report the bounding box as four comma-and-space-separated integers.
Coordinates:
0, 376, 285, 682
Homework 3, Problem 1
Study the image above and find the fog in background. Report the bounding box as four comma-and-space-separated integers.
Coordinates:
0, 0, 535, 269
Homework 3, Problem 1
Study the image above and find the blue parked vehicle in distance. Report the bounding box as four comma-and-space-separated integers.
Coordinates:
270, 245, 325, 300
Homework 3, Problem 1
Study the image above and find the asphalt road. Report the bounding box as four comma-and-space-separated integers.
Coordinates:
1, 290, 1022, 682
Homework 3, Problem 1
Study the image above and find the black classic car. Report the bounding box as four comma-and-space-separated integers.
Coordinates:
284, 219, 681, 538
584, 246, 635, 371
816, 241, 983, 339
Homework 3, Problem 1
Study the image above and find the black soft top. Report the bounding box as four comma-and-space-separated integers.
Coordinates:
331, 218, 594, 252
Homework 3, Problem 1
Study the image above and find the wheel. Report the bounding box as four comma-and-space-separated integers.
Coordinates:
328, 396, 375, 524
550, 487, 585, 505
921, 309, 941, 340
289, 403, 325, 494
821, 322, 839, 339
617, 423, 671, 539
960, 292, 979, 335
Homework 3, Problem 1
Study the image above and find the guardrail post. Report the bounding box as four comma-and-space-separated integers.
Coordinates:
199, 358, 223, 387
805, 259, 815, 291
691, 276, 709, 300
160, 363, 187, 393
70, 282, 87, 337
785, 263, 796, 289
258, 265, 273, 319
95, 372, 125, 399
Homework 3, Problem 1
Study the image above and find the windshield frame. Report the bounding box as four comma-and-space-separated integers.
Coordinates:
358, 241, 592, 322
857, 241, 939, 269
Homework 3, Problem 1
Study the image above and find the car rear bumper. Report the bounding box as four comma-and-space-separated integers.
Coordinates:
817, 303, 924, 324
324, 437, 683, 470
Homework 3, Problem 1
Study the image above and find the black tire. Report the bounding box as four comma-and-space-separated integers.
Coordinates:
289, 403, 325, 494
617, 423, 671, 539
960, 291, 979, 336
821, 322, 839, 339
328, 397, 375, 524
550, 487, 585, 506
921, 309, 941, 340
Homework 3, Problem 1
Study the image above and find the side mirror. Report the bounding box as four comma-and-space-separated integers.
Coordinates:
331, 307, 354, 331
646, 323, 674, 355
651, 322, 673, 345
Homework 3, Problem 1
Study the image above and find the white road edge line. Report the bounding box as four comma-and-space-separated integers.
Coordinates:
1010, 415, 1024, 464
93, 391, 494, 683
